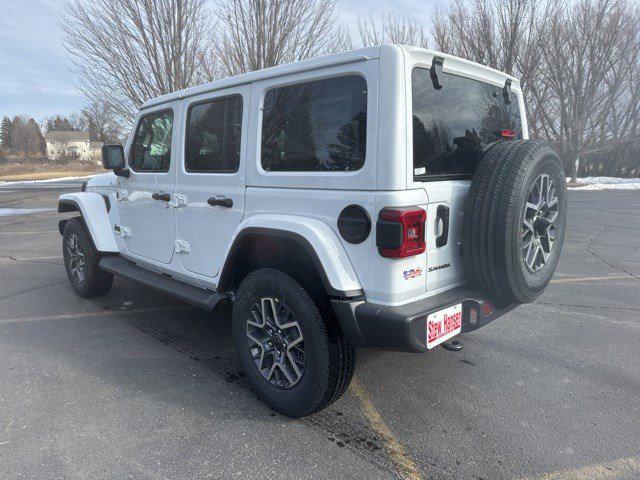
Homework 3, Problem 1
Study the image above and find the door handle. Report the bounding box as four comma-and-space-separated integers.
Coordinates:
151, 191, 171, 202
435, 205, 450, 247
207, 196, 233, 208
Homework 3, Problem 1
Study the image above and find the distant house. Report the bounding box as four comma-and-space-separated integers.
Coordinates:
45, 131, 102, 161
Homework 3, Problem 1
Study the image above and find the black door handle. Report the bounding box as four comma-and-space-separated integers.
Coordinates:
435, 204, 450, 247
151, 191, 171, 202
207, 196, 233, 208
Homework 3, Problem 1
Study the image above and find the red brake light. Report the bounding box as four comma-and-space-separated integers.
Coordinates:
501, 129, 516, 139
377, 207, 426, 259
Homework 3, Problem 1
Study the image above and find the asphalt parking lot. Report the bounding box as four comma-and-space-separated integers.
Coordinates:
0, 180, 639, 480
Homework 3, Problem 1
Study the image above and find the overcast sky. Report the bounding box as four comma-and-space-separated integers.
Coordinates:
0, 0, 442, 121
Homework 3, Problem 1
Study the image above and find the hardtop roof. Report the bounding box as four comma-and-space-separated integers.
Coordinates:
140, 44, 519, 111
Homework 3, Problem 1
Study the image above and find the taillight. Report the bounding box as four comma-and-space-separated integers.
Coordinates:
376, 207, 426, 258
501, 129, 516, 139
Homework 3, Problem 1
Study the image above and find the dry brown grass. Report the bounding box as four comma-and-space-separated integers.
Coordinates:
0, 161, 102, 182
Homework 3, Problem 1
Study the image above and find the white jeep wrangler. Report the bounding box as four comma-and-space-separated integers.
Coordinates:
58, 45, 566, 417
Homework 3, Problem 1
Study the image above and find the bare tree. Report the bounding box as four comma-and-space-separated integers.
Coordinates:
213, 0, 343, 77
432, 0, 545, 123
356, 12, 428, 48
77, 101, 125, 144
61, 0, 212, 121
532, 0, 639, 182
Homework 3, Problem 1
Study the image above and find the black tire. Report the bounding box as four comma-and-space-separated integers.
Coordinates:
232, 268, 355, 418
462, 140, 567, 307
62, 217, 114, 298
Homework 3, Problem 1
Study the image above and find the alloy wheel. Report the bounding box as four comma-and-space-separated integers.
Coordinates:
66, 233, 86, 284
522, 173, 559, 273
245, 297, 305, 389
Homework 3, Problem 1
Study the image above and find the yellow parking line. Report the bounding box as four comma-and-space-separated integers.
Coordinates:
550, 275, 637, 284
1, 305, 190, 324
12, 256, 62, 261
349, 376, 423, 480
0, 230, 58, 235
517, 457, 640, 480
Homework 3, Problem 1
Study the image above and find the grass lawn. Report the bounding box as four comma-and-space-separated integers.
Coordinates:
0, 161, 101, 182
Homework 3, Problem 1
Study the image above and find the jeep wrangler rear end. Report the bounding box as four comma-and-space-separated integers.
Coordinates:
59, 45, 566, 417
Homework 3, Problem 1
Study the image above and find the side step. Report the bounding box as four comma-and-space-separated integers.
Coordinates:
99, 256, 229, 311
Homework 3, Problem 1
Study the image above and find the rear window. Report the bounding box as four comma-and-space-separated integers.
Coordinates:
261, 75, 367, 172
412, 68, 522, 181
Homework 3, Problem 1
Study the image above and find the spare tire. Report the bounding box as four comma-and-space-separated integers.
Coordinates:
462, 140, 567, 307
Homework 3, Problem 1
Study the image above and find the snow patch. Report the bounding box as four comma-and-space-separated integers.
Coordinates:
0, 208, 56, 217
568, 176, 640, 191
0, 175, 95, 187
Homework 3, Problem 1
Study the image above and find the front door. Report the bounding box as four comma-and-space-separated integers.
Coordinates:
175, 88, 248, 279
119, 105, 177, 264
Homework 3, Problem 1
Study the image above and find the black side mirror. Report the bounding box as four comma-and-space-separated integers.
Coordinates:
102, 145, 125, 170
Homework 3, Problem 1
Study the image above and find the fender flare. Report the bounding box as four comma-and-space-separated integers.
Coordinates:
58, 192, 118, 252
218, 215, 363, 298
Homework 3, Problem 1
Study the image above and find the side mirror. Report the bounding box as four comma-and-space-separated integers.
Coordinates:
102, 145, 125, 170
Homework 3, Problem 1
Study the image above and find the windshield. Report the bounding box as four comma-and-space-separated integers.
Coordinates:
412, 67, 522, 181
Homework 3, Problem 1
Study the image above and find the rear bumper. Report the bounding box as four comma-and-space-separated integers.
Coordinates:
331, 287, 517, 352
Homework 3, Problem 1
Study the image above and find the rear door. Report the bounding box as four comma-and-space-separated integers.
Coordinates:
410, 64, 523, 291
120, 105, 178, 264
175, 87, 249, 279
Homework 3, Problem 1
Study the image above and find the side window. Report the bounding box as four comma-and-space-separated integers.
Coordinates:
185, 95, 243, 173
129, 110, 174, 173
261, 75, 367, 172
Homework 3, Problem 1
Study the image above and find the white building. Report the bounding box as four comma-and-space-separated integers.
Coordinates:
45, 131, 102, 161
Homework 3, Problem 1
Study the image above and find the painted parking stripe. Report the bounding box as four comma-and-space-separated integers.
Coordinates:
0, 230, 59, 235
0, 305, 190, 324
349, 376, 423, 480
517, 457, 640, 480
550, 275, 638, 284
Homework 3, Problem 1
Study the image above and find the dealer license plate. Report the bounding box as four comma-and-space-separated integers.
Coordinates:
426, 303, 462, 349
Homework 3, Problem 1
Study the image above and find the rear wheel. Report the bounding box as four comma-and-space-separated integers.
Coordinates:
62, 217, 113, 298
462, 140, 567, 306
232, 268, 355, 418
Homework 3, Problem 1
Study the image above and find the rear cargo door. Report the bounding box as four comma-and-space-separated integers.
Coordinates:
410, 62, 523, 291
423, 182, 467, 291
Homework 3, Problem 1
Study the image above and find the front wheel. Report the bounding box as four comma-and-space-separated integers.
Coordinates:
232, 268, 355, 418
62, 217, 113, 298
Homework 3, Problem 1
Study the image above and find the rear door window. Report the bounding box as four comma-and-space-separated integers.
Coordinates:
412, 68, 522, 181
185, 95, 243, 173
261, 75, 367, 172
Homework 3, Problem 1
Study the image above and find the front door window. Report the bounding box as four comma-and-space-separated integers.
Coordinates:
130, 110, 174, 172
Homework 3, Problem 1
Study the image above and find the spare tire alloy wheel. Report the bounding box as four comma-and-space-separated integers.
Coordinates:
66, 233, 86, 285
246, 297, 305, 389
522, 173, 559, 273
462, 140, 567, 306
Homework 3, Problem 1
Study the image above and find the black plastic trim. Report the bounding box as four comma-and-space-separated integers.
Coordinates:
102, 195, 111, 213
435, 204, 450, 248
337, 204, 371, 244
430, 56, 444, 90
503, 79, 512, 104
331, 287, 516, 351
218, 227, 363, 298
100, 256, 230, 311
58, 199, 80, 213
